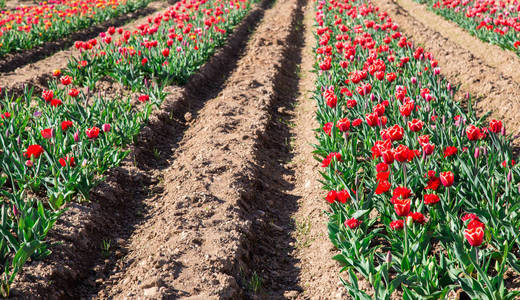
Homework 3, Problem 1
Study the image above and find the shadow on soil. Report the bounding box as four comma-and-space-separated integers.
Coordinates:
240, 0, 307, 297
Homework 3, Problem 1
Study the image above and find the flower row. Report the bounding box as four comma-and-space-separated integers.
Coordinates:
0, 0, 149, 56
313, 0, 520, 298
414, 0, 520, 55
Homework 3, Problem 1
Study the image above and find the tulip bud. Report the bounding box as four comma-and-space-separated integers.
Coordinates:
16, 136, 21, 145
465, 92, 470, 100
81, 159, 88, 168
411, 77, 417, 85
385, 251, 392, 264
102, 123, 111, 132
508, 170, 512, 182
406, 216, 413, 227
12, 204, 19, 217
370, 93, 375, 102
434, 67, 440, 75
4, 128, 9, 138
447, 82, 452, 91
442, 115, 446, 124
501, 126, 506, 136
25, 160, 33, 167
474, 147, 480, 159
74, 130, 80, 142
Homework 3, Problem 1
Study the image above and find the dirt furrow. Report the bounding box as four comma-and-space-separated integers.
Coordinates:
0, 0, 170, 95
89, 0, 307, 298
9, 1, 268, 298
395, 0, 520, 84
241, 1, 345, 299
374, 0, 520, 145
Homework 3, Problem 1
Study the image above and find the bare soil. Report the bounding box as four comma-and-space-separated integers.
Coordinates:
374, 0, 520, 147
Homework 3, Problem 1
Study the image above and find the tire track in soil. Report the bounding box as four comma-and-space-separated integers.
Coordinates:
9, 1, 268, 299
0, 0, 171, 96
244, 1, 347, 299
88, 0, 320, 298
374, 0, 520, 148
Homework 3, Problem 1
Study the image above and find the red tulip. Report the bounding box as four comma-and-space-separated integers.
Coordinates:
60, 75, 72, 86
138, 95, 150, 102
408, 119, 424, 132
386, 72, 397, 82
399, 101, 414, 117
326, 190, 337, 203
389, 219, 404, 230
352, 118, 362, 127
375, 180, 391, 194
488, 119, 502, 133
464, 226, 484, 247
323, 122, 333, 136
381, 148, 394, 164
394, 198, 411, 216
440, 171, 454, 187
344, 218, 362, 229
466, 125, 484, 141
394, 144, 410, 163
42, 90, 54, 102
443, 146, 458, 158
422, 143, 435, 156
24, 144, 44, 159
461, 213, 479, 222
337, 190, 351, 204
408, 212, 426, 224
373, 104, 385, 116
61, 120, 73, 131
336, 118, 350, 132
59, 156, 75, 167
365, 112, 379, 127
40, 128, 53, 139
85, 127, 100, 139
68, 88, 79, 98
388, 125, 404, 141
162, 48, 170, 57
50, 99, 63, 107
423, 194, 440, 205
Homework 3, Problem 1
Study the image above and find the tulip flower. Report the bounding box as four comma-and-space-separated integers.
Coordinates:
440, 171, 454, 187
344, 218, 362, 229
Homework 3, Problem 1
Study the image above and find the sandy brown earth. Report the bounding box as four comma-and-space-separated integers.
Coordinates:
375, 0, 520, 147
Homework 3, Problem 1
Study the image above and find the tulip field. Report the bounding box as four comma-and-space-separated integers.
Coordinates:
0, 0, 520, 296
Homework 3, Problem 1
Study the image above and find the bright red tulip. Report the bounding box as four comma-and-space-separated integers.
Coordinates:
394, 198, 411, 216
85, 127, 100, 139
344, 218, 362, 229
440, 171, 454, 187
24, 145, 44, 159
